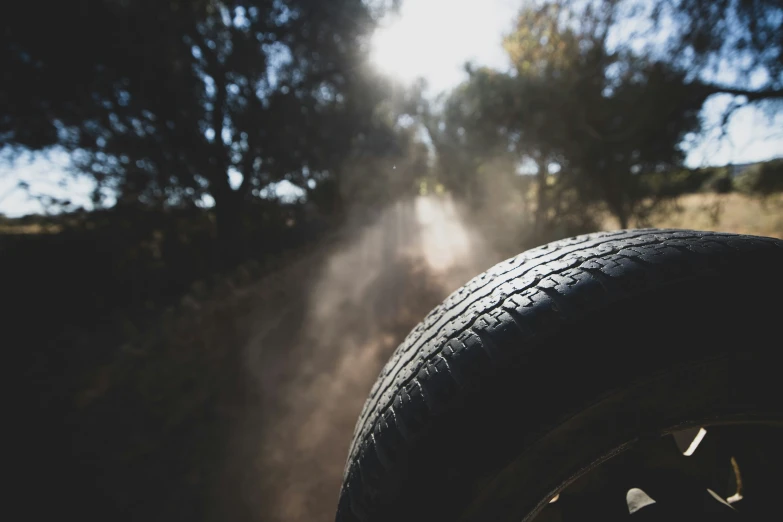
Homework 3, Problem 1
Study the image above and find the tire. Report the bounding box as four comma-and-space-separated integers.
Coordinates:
335, 229, 783, 522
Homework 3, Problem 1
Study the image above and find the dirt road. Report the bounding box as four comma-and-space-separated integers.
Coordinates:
213, 196, 500, 522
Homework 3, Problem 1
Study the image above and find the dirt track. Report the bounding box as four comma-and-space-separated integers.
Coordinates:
212, 196, 500, 521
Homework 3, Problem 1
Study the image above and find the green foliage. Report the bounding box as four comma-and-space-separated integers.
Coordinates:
701, 168, 734, 194
644, 166, 734, 197
643, 169, 705, 197
5, 0, 782, 516
1, 0, 399, 258
431, 0, 782, 230
660, 0, 783, 89
736, 159, 783, 197
435, 3, 708, 229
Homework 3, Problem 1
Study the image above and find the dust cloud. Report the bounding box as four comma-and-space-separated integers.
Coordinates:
213, 195, 499, 522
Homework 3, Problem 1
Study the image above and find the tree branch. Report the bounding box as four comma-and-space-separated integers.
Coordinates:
700, 84, 783, 101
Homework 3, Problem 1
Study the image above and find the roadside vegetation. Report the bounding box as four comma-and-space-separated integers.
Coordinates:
3, 0, 781, 519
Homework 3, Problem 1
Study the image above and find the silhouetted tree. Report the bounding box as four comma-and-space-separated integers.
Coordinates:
434, 3, 722, 229
1, 0, 395, 261
650, 0, 782, 100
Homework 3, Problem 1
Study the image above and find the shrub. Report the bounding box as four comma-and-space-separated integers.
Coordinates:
701, 169, 733, 194
735, 159, 783, 197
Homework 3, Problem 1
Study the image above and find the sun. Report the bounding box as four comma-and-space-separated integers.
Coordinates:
368, 0, 516, 93
370, 17, 431, 85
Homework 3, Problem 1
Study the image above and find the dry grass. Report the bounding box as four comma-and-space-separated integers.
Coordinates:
654, 193, 783, 239
600, 193, 783, 239
0, 222, 62, 234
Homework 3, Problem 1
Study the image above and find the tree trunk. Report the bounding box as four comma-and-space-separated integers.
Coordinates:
203, 49, 245, 266
613, 201, 629, 229
534, 162, 549, 236
608, 183, 629, 230
617, 212, 629, 230
213, 189, 246, 267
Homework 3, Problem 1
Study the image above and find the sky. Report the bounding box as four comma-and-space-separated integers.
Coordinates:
2, 0, 782, 217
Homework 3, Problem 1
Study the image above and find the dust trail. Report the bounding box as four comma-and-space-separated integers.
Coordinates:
215, 195, 498, 522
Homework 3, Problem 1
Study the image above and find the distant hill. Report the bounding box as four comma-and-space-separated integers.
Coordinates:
727, 158, 782, 177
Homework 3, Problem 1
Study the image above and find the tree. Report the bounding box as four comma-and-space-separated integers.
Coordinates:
652, 0, 783, 99
736, 159, 783, 199
545, 0, 783, 133
1, 0, 393, 262
427, 0, 783, 231
510, 0, 783, 226
435, 2, 712, 230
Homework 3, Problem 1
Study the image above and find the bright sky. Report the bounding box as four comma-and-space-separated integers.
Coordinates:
1, 0, 781, 217
370, 0, 783, 167
371, 0, 518, 92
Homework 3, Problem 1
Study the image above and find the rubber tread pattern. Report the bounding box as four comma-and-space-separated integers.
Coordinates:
336, 229, 783, 521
